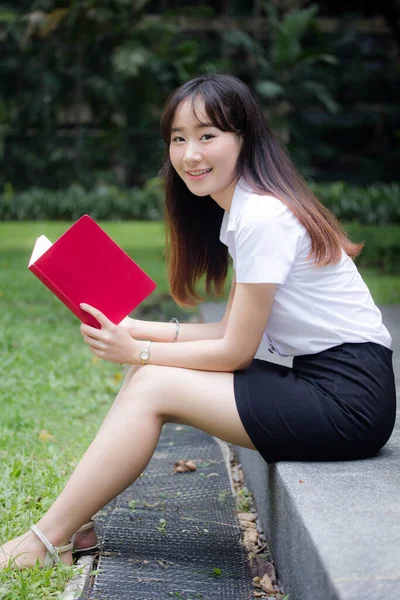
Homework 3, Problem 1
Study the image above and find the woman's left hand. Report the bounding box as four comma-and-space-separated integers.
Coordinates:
80, 303, 140, 364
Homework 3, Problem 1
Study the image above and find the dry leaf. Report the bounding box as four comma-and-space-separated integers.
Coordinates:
173, 460, 197, 473
232, 466, 244, 484
38, 429, 55, 442
238, 512, 256, 522
299, 479, 305, 483
185, 460, 197, 471
240, 520, 256, 530
243, 528, 259, 551
174, 464, 187, 473
252, 555, 277, 583
259, 574, 274, 594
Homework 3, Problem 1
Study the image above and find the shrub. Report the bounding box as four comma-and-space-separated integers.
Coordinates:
1, 178, 399, 272
0, 177, 164, 222
1, 179, 399, 225
346, 223, 400, 274
310, 181, 400, 226
0, 177, 400, 273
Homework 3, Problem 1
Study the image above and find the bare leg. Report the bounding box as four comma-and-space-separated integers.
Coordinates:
97, 365, 142, 432
73, 365, 142, 550
0, 364, 255, 568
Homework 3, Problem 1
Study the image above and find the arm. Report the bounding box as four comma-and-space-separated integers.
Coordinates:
122, 273, 237, 343
80, 279, 276, 372
133, 279, 276, 372
122, 317, 225, 343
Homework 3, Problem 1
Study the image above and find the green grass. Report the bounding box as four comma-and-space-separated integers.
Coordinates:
356, 269, 400, 305
0, 220, 399, 597
0, 221, 170, 596
1, 220, 400, 303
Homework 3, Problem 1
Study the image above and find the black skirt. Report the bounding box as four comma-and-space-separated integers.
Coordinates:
234, 342, 397, 463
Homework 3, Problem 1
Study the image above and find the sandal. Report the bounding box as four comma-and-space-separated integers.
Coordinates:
72, 519, 98, 555
30, 524, 73, 567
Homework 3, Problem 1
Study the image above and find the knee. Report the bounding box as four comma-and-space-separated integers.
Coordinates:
126, 364, 165, 390
123, 365, 176, 420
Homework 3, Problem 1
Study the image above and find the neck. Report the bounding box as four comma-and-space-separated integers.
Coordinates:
210, 178, 238, 212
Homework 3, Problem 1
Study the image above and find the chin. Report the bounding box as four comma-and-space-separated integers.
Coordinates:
192, 189, 212, 197
184, 182, 213, 197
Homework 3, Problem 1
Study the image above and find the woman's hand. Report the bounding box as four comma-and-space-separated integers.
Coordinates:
80, 304, 140, 364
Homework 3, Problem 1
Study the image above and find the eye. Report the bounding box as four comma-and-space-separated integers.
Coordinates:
171, 136, 184, 143
200, 134, 215, 141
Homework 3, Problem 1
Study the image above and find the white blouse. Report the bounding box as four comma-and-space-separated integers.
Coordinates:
219, 178, 392, 357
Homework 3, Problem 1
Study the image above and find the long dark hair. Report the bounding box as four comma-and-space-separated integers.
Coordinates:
160, 73, 362, 307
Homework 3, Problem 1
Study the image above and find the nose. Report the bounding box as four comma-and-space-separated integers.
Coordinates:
183, 141, 202, 165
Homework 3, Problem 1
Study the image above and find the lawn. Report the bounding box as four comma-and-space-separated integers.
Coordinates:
0, 220, 399, 598
0, 221, 207, 598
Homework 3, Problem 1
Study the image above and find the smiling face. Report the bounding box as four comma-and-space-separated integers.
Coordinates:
169, 97, 243, 210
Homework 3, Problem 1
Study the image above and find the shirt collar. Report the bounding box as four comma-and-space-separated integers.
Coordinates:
226, 177, 255, 232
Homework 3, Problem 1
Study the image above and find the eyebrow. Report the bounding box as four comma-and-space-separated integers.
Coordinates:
171, 122, 215, 133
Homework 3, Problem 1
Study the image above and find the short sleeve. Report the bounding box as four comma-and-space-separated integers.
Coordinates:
219, 210, 229, 245
234, 205, 304, 284
220, 210, 237, 267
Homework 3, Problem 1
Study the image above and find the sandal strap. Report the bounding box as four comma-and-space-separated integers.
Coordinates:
30, 524, 72, 565
77, 520, 94, 534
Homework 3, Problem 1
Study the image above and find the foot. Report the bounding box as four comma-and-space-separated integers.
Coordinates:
0, 530, 73, 569
73, 526, 98, 553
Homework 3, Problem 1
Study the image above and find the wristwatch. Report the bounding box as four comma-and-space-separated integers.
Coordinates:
139, 341, 152, 365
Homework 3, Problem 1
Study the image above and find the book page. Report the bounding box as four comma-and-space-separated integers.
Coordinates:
28, 235, 53, 267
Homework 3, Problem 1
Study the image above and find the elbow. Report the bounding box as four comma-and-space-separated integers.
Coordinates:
229, 353, 254, 372
234, 357, 253, 371
221, 339, 254, 371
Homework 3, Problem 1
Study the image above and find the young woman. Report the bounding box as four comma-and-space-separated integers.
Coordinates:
1, 73, 396, 568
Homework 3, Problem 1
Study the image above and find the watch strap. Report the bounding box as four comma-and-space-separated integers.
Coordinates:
139, 341, 152, 365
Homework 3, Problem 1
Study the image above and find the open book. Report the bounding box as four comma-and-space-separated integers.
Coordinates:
28, 215, 157, 329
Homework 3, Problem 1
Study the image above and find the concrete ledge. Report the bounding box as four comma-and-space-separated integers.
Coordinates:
200, 304, 400, 600
60, 555, 94, 600
234, 437, 400, 600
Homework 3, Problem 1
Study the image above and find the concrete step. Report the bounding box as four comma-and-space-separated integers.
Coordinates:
200, 303, 400, 600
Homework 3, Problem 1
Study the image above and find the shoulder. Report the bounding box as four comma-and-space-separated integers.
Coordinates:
235, 193, 304, 235
242, 193, 286, 219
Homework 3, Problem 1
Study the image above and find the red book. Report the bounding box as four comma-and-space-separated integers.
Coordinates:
28, 214, 157, 329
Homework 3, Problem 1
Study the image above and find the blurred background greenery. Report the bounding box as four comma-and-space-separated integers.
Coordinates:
0, 0, 399, 190
0, 0, 399, 288
0, 4, 398, 596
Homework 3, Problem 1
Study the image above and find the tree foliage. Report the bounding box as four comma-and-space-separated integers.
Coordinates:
0, 1, 222, 189
0, 1, 398, 189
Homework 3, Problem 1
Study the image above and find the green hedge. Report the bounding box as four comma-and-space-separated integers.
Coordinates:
310, 181, 400, 226
1, 179, 399, 225
0, 178, 164, 222
346, 223, 400, 274
0, 178, 399, 272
